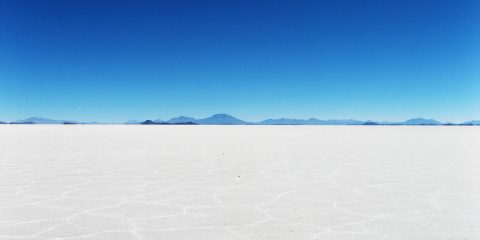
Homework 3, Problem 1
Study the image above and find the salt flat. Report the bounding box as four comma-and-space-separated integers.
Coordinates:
0, 125, 479, 240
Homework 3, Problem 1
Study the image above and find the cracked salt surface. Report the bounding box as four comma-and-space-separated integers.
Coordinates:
0, 125, 479, 240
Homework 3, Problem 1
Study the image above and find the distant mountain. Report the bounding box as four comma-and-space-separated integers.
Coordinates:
462, 120, 480, 125
197, 114, 247, 125
13, 117, 77, 124
172, 122, 198, 125
141, 120, 165, 125
0, 121, 6, 124
401, 118, 442, 125
304, 118, 322, 124
140, 119, 197, 125
8, 115, 477, 126
167, 116, 198, 124
10, 121, 35, 124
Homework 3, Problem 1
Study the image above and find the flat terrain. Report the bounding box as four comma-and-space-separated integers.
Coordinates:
0, 125, 479, 240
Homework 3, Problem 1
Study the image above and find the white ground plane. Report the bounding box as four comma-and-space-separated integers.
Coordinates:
0, 125, 479, 240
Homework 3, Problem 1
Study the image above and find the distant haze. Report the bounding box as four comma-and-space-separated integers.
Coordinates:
6, 115, 480, 125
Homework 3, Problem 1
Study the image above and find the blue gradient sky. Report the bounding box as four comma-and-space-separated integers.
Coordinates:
1, 0, 479, 123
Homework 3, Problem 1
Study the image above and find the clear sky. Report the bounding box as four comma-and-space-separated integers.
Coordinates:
1, 0, 479, 123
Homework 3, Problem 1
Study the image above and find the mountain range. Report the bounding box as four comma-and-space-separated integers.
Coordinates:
462, 120, 480, 125
166, 116, 198, 124
140, 114, 246, 125
401, 118, 442, 125
11, 117, 78, 124
3, 115, 479, 125
197, 114, 247, 125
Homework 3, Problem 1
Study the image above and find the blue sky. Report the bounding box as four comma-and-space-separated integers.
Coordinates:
1, 0, 479, 123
